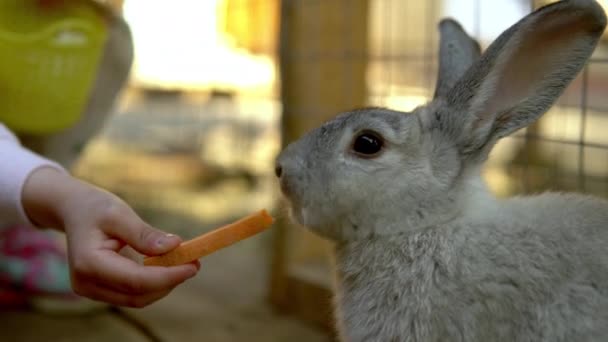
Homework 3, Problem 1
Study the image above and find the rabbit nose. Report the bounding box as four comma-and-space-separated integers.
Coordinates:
275, 164, 283, 178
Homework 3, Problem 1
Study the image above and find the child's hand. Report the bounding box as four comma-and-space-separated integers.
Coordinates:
22, 167, 199, 307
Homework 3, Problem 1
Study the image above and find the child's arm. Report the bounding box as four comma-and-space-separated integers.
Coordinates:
0, 123, 66, 227
0, 123, 198, 307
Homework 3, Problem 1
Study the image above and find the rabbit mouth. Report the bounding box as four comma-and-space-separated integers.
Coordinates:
279, 177, 291, 197
288, 205, 318, 229
278, 178, 304, 220
279, 176, 302, 204
289, 206, 306, 226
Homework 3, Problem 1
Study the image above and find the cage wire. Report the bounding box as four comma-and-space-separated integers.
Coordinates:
281, 0, 608, 200
498, 0, 608, 197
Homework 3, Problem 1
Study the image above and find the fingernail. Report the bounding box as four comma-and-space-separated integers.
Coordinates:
156, 234, 177, 247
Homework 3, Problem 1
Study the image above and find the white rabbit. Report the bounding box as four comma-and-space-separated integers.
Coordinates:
275, 0, 608, 341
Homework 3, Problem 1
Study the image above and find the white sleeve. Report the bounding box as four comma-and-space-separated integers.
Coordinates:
0, 124, 67, 227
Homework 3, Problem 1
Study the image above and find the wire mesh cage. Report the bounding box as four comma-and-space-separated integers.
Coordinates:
272, 0, 608, 333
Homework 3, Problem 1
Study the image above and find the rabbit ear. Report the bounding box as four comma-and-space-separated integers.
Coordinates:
440, 0, 606, 159
433, 19, 481, 99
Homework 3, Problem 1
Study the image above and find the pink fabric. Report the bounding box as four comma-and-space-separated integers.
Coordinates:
0, 224, 74, 298
0, 124, 67, 227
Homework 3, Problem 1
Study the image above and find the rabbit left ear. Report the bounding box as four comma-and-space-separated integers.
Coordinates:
439, 0, 606, 159
433, 19, 481, 99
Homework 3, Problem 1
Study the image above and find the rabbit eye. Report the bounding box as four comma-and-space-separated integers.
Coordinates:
352, 132, 384, 157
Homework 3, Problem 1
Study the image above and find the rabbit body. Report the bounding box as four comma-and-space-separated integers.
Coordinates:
276, 1, 608, 341
333, 191, 608, 341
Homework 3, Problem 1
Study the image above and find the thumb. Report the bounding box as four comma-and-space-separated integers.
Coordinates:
104, 211, 182, 256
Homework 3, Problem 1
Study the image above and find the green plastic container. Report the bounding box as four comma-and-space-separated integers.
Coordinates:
0, 0, 108, 134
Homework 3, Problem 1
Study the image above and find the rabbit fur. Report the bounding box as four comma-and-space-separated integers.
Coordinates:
275, 0, 608, 341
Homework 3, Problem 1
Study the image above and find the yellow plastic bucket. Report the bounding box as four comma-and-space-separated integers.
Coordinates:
0, 0, 108, 134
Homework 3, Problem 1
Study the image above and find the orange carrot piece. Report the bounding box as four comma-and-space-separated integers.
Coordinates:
143, 209, 274, 267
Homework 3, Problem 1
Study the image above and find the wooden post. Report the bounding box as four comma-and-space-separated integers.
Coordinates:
270, 0, 369, 336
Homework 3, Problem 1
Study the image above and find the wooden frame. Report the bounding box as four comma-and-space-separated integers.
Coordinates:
269, 0, 370, 337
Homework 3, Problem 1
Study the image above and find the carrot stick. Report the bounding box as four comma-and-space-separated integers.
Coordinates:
143, 209, 274, 267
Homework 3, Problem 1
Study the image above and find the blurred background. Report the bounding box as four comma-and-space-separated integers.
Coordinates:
1, 0, 607, 341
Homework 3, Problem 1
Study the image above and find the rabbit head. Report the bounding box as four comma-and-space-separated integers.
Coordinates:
276, 0, 607, 242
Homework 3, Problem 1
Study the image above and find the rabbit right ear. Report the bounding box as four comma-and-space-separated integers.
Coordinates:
433, 19, 481, 99
437, 0, 606, 161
